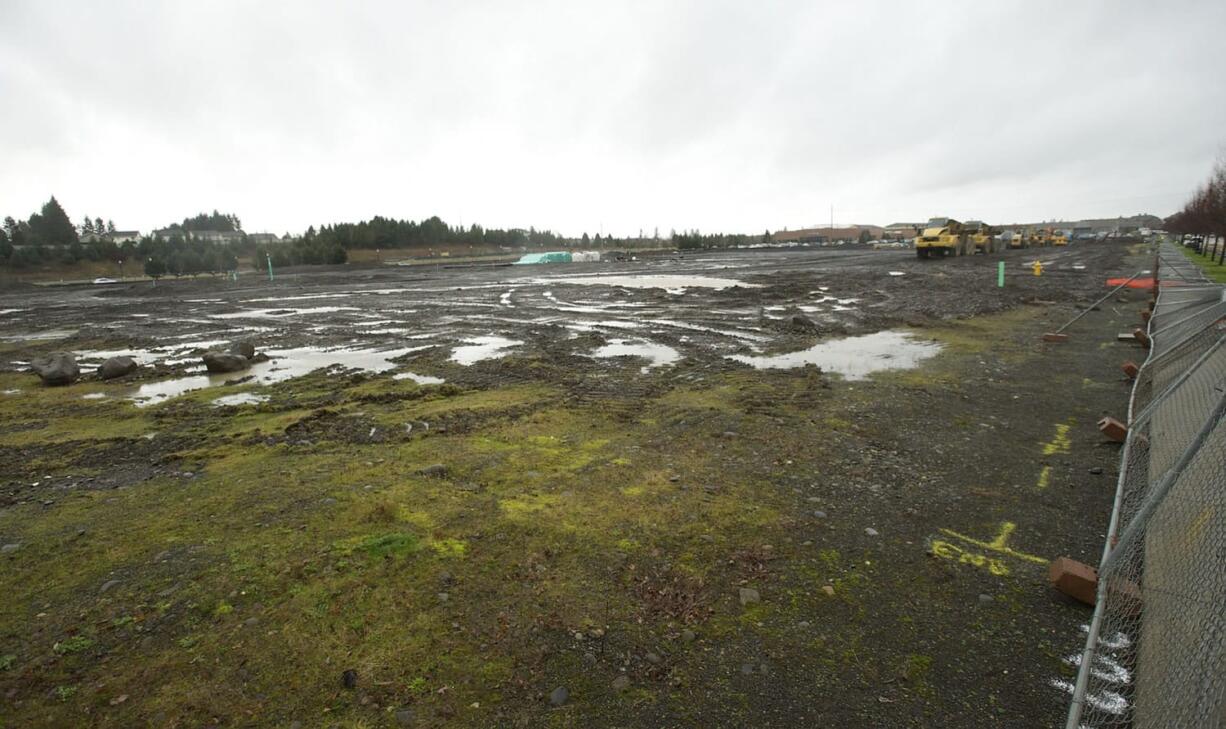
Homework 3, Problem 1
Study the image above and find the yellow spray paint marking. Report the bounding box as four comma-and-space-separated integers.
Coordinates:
930, 539, 1012, 576
939, 522, 1048, 566
1036, 465, 1052, 491
1041, 421, 1074, 456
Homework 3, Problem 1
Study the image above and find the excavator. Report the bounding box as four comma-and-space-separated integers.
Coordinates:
965, 221, 1000, 254
914, 217, 972, 258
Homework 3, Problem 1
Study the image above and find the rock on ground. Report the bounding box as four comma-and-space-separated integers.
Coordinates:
98, 356, 137, 380
30, 352, 80, 386
229, 340, 256, 359
202, 351, 251, 374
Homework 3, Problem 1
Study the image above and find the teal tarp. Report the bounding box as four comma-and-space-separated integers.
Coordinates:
513, 251, 573, 265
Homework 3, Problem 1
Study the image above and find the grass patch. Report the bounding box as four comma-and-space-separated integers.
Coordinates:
1177, 242, 1226, 283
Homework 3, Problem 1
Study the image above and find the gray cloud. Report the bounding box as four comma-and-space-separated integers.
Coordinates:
2, 0, 1223, 235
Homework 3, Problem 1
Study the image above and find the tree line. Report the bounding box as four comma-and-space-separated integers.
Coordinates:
1165, 158, 1226, 263
2, 195, 775, 274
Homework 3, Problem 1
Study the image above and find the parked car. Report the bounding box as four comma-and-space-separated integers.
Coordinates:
92, 277, 119, 284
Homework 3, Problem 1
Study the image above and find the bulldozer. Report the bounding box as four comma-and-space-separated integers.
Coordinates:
914, 217, 972, 258
1008, 229, 1029, 249
966, 221, 1000, 254
1052, 229, 1069, 246
1032, 227, 1053, 248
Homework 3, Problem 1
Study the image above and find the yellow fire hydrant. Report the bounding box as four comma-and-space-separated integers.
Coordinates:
1032, 259, 1044, 276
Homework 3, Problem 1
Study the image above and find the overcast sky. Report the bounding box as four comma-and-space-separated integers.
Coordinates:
2, 1, 1224, 237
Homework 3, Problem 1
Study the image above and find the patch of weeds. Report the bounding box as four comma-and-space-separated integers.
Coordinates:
111, 615, 135, 628
0, 653, 15, 670
818, 548, 840, 571
52, 635, 94, 655
334, 531, 420, 559
177, 635, 199, 649
54, 685, 78, 701
213, 601, 234, 618
363, 497, 401, 523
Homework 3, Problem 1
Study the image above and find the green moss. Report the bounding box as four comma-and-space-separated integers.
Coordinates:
52, 635, 94, 655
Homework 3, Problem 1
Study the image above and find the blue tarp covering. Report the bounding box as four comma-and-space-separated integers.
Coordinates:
513, 251, 573, 265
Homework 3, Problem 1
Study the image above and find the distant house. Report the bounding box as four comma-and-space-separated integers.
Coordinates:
154, 228, 243, 245
109, 230, 141, 244
247, 233, 279, 246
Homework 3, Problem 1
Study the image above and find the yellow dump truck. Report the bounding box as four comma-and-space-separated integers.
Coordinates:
915, 217, 971, 258
966, 221, 1000, 254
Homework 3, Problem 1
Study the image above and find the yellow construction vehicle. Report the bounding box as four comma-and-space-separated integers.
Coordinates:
1032, 228, 1053, 248
1008, 229, 1029, 249
914, 217, 971, 258
966, 221, 1000, 254
1052, 230, 1069, 246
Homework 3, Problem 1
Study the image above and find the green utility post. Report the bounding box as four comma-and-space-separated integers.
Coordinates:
266, 253, 274, 282
997, 261, 1005, 288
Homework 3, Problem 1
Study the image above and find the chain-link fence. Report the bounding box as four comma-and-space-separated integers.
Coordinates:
1065, 241, 1226, 728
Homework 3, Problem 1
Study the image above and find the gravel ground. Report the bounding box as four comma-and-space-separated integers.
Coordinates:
0, 241, 1148, 727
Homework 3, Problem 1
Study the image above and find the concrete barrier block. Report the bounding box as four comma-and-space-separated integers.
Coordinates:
1049, 557, 1097, 606
1098, 416, 1128, 442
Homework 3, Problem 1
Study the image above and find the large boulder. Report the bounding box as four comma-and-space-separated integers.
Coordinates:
229, 340, 256, 359
97, 356, 138, 380
202, 351, 251, 374
31, 352, 80, 386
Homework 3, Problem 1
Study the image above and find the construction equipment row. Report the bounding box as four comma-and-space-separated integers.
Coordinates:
914, 218, 1069, 258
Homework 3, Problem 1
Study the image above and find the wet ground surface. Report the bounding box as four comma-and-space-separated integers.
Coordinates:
0, 243, 1146, 727
1, 245, 1106, 400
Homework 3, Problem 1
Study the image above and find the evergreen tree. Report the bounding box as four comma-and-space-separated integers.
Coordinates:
27, 197, 78, 246
144, 257, 166, 279
82, 217, 95, 236
107, 220, 116, 234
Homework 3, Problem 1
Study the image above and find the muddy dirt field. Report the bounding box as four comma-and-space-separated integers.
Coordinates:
0, 242, 1148, 727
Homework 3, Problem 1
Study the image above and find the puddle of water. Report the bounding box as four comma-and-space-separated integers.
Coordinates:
0, 309, 24, 316
123, 344, 434, 406
393, 372, 446, 385
566, 320, 644, 333
592, 339, 680, 373
727, 330, 940, 380
450, 336, 522, 365
2, 389, 20, 395
888, 271, 905, 277
1, 329, 78, 342
500, 292, 514, 307
245, 293, 352, 303
208, 306, 359, 320
540, 274, 757, 291
212, 392, 270, 407
81, 393, 107, 400
646, 318, 769, 343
